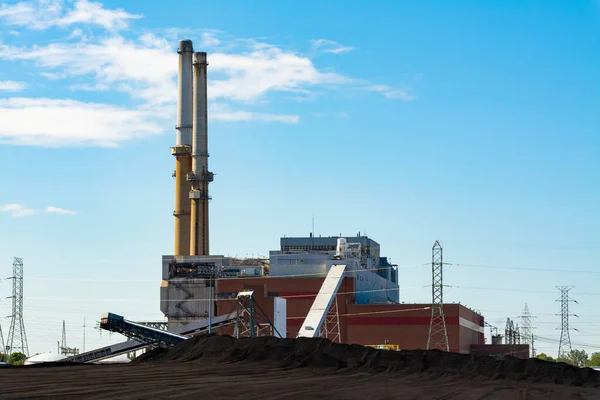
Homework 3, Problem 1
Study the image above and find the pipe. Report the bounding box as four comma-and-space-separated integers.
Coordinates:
173, 40, 194, 256
190, 52, 212, 256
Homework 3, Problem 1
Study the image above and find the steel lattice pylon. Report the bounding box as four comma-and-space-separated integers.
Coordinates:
427, 241, 449, 351
7, 257, 29, 356
556, 286, 577, 358
520, 303, 534, 356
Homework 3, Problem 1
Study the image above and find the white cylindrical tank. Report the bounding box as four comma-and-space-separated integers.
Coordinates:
335, 238, 347, 259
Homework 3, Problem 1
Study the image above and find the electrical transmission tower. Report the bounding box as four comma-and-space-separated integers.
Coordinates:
427, 240, 449, 351
7, 257, 29, 356
59, 320, 79, 356
556, 286, 577, 358
61, 320, 67, 353
519, 303, 536, 357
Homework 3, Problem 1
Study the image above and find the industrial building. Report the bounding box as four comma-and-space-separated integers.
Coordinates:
155, 37, 494, 354
23, 37, 528, 366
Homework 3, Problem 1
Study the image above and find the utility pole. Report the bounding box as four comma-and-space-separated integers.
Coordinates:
427, 240, 449, 351
6, 257, 29, 356
556, 286, 577, 358
61, 320, 67, 354
0, 323, 5, 362
82, 318, 86, 353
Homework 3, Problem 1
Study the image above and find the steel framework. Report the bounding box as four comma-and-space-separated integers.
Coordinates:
520, 303, 534, 356
319, 297, 341, 343
59, 320, 79, 356
6, 257, 29, 356
504, 317, 520, 344
556, 286, 577, 358
234, 291, 281, 338
427, 241, 449, 351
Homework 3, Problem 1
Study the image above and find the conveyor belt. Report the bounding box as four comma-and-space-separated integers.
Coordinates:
297, 264, 346, 338
64, 312, 237, 363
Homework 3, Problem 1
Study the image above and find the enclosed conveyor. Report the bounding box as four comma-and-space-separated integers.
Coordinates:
64, 312, 237, 363
296, 264, 347, 338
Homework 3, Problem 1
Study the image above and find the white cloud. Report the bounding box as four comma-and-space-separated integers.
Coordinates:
0, 0, 141, 31
313, 111, 349, 119
0, 203, 36, 217
0, 80, 25, 91
312, 39, 355, 54
0, 36, 352, 105
46, 206, 77, 215
201, 31, 220, 47
0, 2, 410, 147
367, 84, 414, 101
58, 0, 141, 30
0, 98, 164, 147
210, 103, 299, 123
209, 44, 350, 101
40, 71, 67, 80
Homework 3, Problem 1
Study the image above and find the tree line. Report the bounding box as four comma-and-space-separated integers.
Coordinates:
0, 352, 27, 366
536, 349, 600, 368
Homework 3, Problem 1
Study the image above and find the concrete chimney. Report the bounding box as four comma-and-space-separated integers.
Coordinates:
172, 39, 194, 256
189, 52, 212, 256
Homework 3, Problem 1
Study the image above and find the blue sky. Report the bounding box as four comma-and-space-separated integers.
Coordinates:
0, 0, 598, 358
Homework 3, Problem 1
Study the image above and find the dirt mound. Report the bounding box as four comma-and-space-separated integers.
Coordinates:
134, 335, 600, 387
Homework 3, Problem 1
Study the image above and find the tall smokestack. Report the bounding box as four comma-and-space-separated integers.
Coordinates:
172, 39, 194, 256
189, 52, 212, 256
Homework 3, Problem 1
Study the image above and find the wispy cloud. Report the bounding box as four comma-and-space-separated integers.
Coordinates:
46, 206, 77, 215
0, 203, 36, 217
0, 80, 26, 91
210, 103, 299, 123
312, 39, 355, 54
367, 84, 414, 101
0, 0, 141, 31
0, 203, 79, 216
0, 1, 410, 147
313, 111, 350, 119
0, 98, 164, 147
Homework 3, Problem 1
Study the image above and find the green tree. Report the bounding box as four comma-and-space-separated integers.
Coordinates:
586, 352, 600, 368
8, 352, 27, 366
557, 349, 588, 368
536, 353, 554, 362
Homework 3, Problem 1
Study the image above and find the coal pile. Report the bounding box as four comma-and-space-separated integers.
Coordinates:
135, 335, 600, 388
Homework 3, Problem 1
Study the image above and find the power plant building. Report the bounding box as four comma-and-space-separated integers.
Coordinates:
160, 38, 489, 354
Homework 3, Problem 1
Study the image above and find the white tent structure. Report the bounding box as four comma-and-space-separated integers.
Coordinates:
24, 353, 67, 365
24, 352, 131, 365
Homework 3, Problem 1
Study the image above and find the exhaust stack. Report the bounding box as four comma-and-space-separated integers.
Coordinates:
189, 52, 212, 256
172, 40, 194, 256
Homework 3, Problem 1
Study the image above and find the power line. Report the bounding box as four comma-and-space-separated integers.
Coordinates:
452, 263, 600, 274
447, 285, 600, 296
23, 263, 425, 283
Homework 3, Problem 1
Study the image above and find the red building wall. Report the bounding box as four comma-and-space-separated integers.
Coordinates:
215, 277, 485, 353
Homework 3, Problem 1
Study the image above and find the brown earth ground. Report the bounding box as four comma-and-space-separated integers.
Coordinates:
2, 336, 599, 400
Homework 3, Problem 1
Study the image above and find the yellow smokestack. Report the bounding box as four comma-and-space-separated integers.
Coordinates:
173, 40, 194, 256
